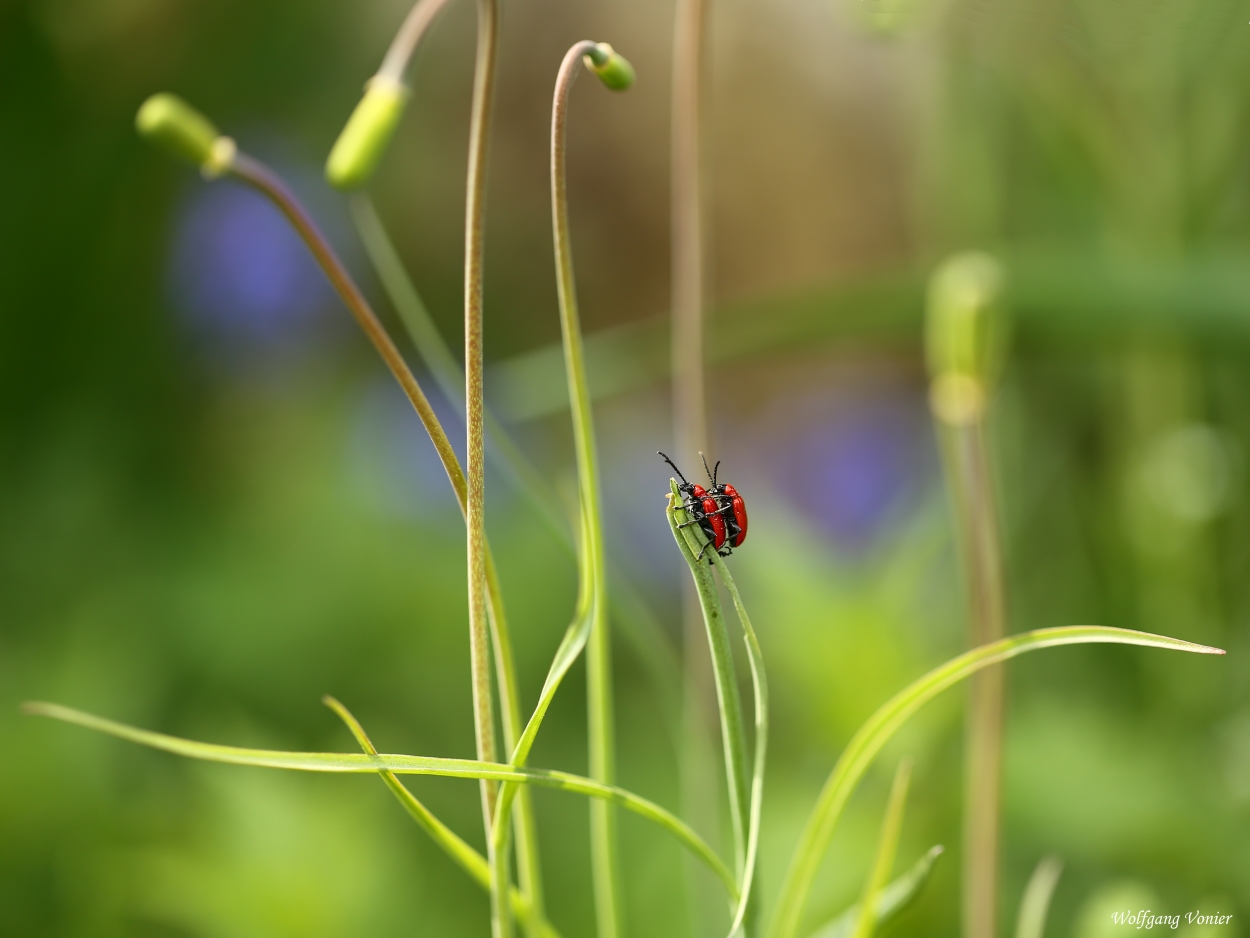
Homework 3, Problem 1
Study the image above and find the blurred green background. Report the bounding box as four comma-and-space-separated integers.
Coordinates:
2, 0, 1249, 935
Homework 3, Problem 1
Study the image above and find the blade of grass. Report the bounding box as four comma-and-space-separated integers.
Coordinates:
851, 758, 913, 938
766, 627, 1224, 938
321, 696, 561, 938
805, 846, 944, 938
1014, 857, 1062, 938
22, 700, 738, 900
667, 484, 749, 882
668, 485, 769, 937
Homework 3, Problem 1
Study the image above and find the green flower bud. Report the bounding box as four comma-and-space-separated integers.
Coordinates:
925, 251, 1007, 425
325, 77, 409, 191
583, 43, 635, 91
135, 93, 228, 173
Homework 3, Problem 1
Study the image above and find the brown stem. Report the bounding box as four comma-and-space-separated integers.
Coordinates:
941, 420, 1005, 938
464, 0, 501, 850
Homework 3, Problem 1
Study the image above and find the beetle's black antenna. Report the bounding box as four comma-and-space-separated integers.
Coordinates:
658, 451, 689, 485
699, 452, 720, 487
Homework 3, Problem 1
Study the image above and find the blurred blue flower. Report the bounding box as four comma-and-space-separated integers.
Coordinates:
168, 175, 333, 347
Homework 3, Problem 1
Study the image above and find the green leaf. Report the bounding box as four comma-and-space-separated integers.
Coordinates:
767, 627, 1224, 938
22, 700, 737, 900
851, 758, 913, 938
806, 845, 944, 938
1015, 856, 1063, 938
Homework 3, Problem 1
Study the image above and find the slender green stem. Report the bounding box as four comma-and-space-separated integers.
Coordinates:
322, 697, 562, 938
939, 418, 1005, 938
766, 627, 1223, 938
551, 41, 620, 938
22, 700, 739, 901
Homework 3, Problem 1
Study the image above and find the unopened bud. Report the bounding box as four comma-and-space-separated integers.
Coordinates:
325, 77, 409, 191
925, 252, 1007, 424
583, 43, 635, 91
136, 93, 232, 176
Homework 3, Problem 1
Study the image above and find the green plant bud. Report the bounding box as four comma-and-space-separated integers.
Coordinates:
325, 77, 409, 191
583, 43, 635, 91
925, 252, 1007, 424
135, 93, 222, 168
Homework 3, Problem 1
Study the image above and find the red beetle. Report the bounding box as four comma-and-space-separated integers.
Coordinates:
660, 452, 748, 561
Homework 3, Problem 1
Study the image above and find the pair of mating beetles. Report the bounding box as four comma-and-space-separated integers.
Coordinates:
660, 452, 749, 562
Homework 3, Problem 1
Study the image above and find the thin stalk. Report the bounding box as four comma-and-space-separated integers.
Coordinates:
462, 8, 504, 938
939, 419, 1005, 938
671, 3, 720, 931
552, 42, 620, 938
671, 0, 710, 460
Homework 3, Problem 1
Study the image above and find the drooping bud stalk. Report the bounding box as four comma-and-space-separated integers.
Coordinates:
925, 252, 1007, 426
325, 77, 410, 191
135, 93, 236, 178
582, 43, 635, 91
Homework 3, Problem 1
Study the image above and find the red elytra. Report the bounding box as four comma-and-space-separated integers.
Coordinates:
659, 451, 747, 561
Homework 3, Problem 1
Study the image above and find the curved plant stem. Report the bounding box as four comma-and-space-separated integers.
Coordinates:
22, 700, 739, 900
322, 697, 562, 938
765, 627, 1224, 938
550, 40, 620, 938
